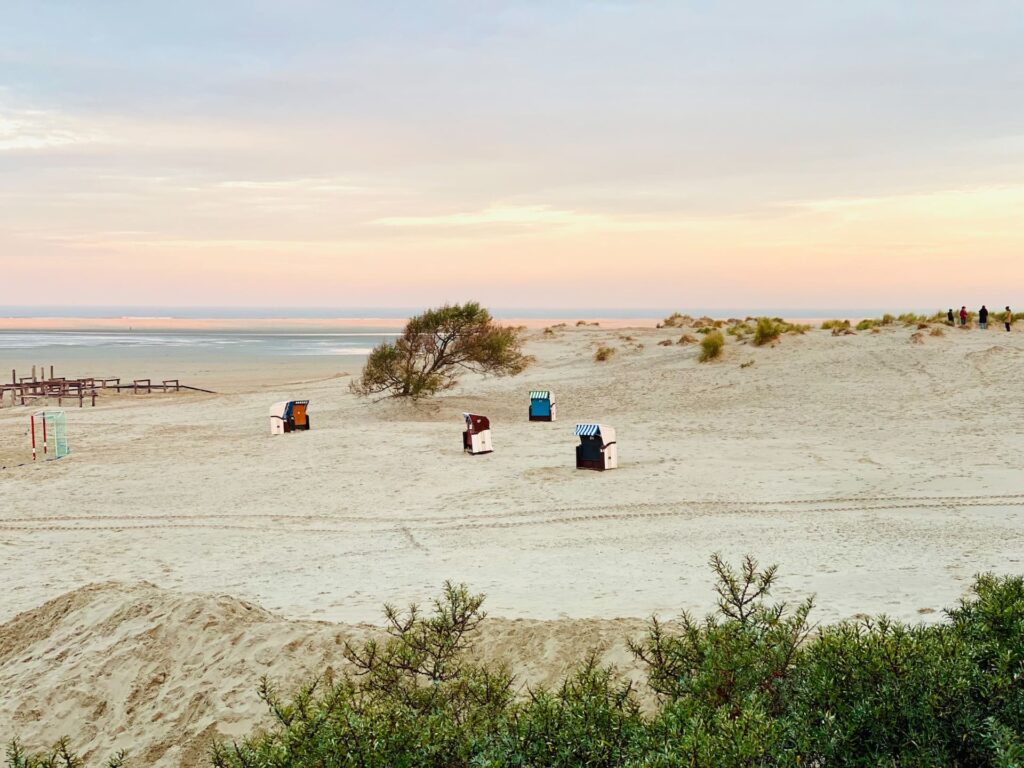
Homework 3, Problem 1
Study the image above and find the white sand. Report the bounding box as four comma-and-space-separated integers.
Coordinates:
1, 323, 1023, 762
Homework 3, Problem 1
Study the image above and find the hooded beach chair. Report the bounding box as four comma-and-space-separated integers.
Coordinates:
575, 423, 617, 471
269, 400, 311, 435
529, 390, 557, 422
463, 412, 493, 455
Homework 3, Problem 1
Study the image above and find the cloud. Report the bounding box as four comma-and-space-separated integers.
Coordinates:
370, 204, 675, 232
216, 178, 371, 194
0, 108, 102, 151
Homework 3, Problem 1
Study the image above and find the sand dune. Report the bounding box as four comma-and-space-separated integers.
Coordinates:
2, 323, 1024, 761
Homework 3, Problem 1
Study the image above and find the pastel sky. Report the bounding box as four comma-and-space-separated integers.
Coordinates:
2, 1, 1023, 310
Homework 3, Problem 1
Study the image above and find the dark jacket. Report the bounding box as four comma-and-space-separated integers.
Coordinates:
980, 307, 989, 322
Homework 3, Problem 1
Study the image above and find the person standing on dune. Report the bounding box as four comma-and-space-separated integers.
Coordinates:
960, 306, 968, 326
979, 305, 989, 330
947, 308, 955, 325
1005, 306, 1013, 332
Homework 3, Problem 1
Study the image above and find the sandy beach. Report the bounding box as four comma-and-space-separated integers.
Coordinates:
2, 322, 1023, 763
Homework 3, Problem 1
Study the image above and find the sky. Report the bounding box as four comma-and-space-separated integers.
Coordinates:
1, 1, 1023, 311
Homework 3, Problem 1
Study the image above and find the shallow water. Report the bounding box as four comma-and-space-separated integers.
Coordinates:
0, 329, 398, 358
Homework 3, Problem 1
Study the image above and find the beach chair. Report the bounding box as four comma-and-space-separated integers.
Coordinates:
529, 390, 556, 421
575, 423, 617, 471
269, 400, 311, 434
463, 413, 493, 455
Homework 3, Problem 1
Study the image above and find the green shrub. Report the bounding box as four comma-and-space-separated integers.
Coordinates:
350, 302, 530, 399
698, 330, 724, 362
594, 345, 615, 362
753, 317, 781, 346
881, 313, 896, 325
5, 740, 125, 768
856, 319, 877, 331
17, 563, 1024, 768
479, 655, 645, 767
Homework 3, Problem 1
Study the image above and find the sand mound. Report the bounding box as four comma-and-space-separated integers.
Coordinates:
0, 583, 647, 766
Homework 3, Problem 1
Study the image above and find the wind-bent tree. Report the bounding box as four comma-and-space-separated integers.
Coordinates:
351, 302, 531, 399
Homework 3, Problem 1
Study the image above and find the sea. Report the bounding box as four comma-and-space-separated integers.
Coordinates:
0, 329, 400, 359
0, 305, 899, 366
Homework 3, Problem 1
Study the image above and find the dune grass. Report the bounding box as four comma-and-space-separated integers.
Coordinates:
658, 312, 692, 328
698, 330, 724, 362
594, 345, 616, 362
753, 317, 781, 346
820, 319, 850, 331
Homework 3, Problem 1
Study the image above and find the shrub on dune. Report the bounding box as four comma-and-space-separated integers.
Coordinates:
726, 322, 751, 338
699, 330, 725, 362
677, 333, 698, 345
351, 302, 531, 400
753, 317, 781, 346
856, 319, 877, 331
821, 319, 850, 331
930, 327, 945, 337
659, 312, 691, 328
17, 561, 1024, 767
594, 345, 616, 362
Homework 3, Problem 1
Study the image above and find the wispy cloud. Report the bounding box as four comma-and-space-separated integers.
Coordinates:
216, 178, 372, 194
0, 108, 102, 151
370, 204, 679, 232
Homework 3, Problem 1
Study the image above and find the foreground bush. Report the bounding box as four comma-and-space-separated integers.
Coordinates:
206, 561, 1024, 768
10, 562, 1024, 767
350, 302, 530, 399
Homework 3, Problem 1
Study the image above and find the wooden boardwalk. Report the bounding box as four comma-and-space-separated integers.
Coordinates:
1, 367, 215, 408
